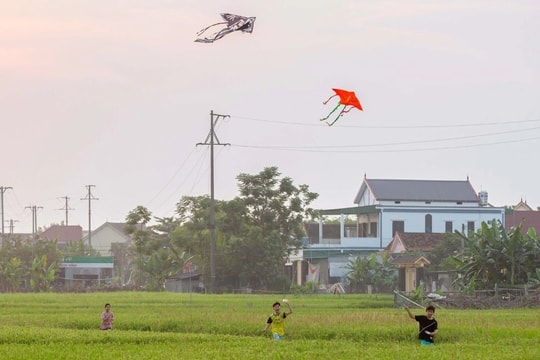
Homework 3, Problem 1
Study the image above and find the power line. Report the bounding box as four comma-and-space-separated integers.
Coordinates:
230, 125, 540, 151
230, 114, 540, 129
146, 146, 197, 208
231, 135, 540, 153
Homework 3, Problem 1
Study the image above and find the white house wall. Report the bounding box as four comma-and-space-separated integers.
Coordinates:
379, 206, 504, 247
89, 226, 122, 255
357, 189, 375, 206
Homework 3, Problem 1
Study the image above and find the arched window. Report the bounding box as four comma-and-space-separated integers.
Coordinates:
425, 214, 432, 233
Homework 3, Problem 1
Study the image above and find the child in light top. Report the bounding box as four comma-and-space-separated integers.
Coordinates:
100, 303, 114, 330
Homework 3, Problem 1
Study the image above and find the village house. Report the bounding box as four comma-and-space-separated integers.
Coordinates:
300, 176, 505, 289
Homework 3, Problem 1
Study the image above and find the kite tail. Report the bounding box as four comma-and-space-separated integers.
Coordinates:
196, 21, 228, 36
320, 103, 342, 122
322, 94, 338, 105
341, 106, 353, 114
325, 107, 347, 126
194, 38, 216, 43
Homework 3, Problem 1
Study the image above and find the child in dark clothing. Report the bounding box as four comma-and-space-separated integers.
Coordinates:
404, 305, 438, 345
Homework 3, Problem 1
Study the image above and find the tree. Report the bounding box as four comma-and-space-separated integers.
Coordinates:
135, 247, 192, 291
237, 167, 318, 241
171, 168, 318, 291
231, 167, 318, 290
428, 233, 462, 270
125, 206, 153, 254
454, 220, 540, 289
124, 207, 195, 290
346, 253, 397, 293
124, 206, 155, 287
0, 237, 61, 292
29, 255, 56, 292
0, 257, 24, 292
62, 240, 100, 257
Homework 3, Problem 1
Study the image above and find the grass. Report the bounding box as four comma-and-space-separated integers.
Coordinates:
0, 292, 539, 359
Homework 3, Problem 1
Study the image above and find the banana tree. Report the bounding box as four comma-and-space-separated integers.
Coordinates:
29, 255, 57, 292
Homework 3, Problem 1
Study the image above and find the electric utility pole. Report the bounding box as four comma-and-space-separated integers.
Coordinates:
196, 110, 230, 294
25, 205, 43, 240
0, 186, 12, 247
81, 185, 98, 249
58, 196, 74, 226
5, 219, 18, 243
6, 219, 18, 234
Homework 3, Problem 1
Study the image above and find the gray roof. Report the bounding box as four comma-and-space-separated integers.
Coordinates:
355, 178, 480, 203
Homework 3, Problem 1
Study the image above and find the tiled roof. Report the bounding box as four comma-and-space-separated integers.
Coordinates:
356, 178, 480, 203
384, 232, 452, 254
505, 210, 540, 234
40, 225, 83, 243
391, 255, 430, 266
395, 232, 446, 252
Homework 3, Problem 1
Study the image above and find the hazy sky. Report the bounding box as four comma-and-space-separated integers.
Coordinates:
1, 0, 539, 234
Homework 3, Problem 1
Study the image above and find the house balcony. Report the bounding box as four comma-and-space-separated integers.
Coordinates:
313, 236, 381, 249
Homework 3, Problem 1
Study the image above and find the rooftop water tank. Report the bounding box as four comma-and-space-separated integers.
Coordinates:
479, 191, 488, 206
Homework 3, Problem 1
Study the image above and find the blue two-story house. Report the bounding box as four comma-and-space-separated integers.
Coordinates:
299, 176, 505, 287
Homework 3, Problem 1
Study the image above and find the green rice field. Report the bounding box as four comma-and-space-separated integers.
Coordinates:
0, 292, 538, 359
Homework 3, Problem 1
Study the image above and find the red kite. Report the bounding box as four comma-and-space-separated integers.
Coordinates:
320, 88, 363, 126
195, 13, 256, 43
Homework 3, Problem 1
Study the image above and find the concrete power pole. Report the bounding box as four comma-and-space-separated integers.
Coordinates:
81, 185, 98, 249
58, 196, 74, 226
25, 205, 43, 240
196, 110, 230, 294
6, 219, 18, 234
0, 186, 13, 247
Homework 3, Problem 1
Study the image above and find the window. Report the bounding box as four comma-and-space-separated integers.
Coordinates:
369, 222, 378, 237
359, 223, 367, 237
392, 221, 404, 236
445, 221, 453, 233
344, 227, 357, 237
425, 214, 432, 233
394, 201, 401, 204
467, 221, 475, 233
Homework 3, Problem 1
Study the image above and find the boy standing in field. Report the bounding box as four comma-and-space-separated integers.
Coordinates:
100, 303, 114, 330
262, 300, 293, 340
404, 305, 438, 345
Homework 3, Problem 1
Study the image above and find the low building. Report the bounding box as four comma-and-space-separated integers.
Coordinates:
59, 256, 114, 288
505, 199, 540, 234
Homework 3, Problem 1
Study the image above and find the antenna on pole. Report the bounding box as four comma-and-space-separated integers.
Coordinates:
196, 110, 230, 293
